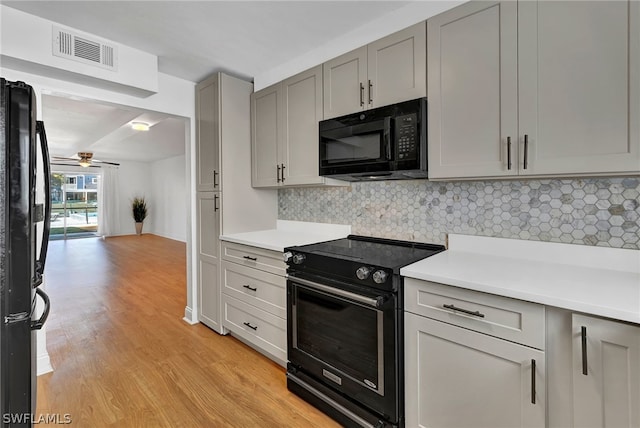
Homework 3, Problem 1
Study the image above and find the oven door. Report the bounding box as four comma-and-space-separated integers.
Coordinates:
287, 275, 399, 422
319, 117, 392, 176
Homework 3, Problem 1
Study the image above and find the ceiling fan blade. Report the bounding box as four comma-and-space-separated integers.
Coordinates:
93, 160, 120, 166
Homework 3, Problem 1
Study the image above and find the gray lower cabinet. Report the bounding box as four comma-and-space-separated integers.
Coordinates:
404, 278, 546, 427
220, 242, 287, 366
428, 0, 640, 179
197, 191, 222, 332
405, 313, 545, 428
572, 314, 640, 428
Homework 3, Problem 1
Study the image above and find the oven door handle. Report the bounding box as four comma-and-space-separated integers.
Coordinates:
291, 277, 383, 309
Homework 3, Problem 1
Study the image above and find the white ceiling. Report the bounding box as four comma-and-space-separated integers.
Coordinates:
3, 1, 423, 164
43, 94, 186, 164
3, 1, 412, 83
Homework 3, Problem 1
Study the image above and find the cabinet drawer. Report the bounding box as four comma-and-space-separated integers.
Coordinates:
221, 241, 286, 276
222, 261, 286, 318
404, 278, 545, 350
222, 294, 287, 364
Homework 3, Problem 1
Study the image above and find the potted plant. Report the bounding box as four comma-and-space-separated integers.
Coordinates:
132, 196, 148, 235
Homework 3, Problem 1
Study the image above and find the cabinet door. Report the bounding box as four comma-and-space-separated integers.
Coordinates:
367, 21, 426, 109
197, 192, 223, 332
427, 1, 518, 179
572, 314, 640, 428
519, 1, 640, 175
196, 75, 220, 191
323, 46, 367, 119
251, 84, 280, 187
280, 65, 325, 186
405, 313, 545, 428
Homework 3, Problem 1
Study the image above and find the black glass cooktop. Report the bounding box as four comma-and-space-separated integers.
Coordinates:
291, 235, 445, 271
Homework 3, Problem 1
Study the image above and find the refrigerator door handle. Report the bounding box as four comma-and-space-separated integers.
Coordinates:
33, 120, 51, 288
30, 288, 50, 330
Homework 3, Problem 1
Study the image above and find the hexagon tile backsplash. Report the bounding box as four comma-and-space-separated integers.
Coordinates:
278, 177, 640, 249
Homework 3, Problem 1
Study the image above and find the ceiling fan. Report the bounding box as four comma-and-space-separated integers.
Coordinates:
52, 152, 120, 168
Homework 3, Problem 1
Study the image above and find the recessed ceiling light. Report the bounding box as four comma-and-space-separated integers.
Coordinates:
131, 121, 150, 131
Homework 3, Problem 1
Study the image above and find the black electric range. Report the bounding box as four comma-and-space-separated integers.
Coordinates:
285, 235, 445, 428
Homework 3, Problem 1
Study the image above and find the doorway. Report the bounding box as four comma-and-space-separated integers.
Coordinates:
50, 171, 100, 240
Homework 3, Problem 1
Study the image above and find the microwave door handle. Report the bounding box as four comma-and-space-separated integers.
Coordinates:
384, 117, 392, 160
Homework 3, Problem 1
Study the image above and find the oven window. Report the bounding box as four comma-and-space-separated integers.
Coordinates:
323, 133, 382, 165
294, 286, 379, 387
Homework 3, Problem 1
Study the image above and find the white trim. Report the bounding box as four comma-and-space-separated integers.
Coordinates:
183, 306, 198, 325
37, 353, 53, 376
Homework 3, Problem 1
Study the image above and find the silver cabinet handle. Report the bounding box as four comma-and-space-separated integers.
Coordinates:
507, 136, 512, 170
368, 80, 373, 104
523, 134, 529, 170
359, 83, 364, 106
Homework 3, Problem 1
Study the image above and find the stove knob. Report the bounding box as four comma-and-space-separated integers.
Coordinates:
372, 270, 388, 284
356, 266, 371, 280
283, 251, 293, 262
292, 254, 306, 265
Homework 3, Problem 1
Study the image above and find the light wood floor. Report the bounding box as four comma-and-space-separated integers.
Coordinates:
37, 234, 339, 427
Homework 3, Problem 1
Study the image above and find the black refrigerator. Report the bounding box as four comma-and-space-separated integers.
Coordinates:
0, 78, 52, 427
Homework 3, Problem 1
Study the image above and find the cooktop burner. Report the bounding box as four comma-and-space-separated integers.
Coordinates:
288, 235, 445, 273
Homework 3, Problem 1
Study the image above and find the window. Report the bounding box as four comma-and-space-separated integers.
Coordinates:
66, 176, 77, 184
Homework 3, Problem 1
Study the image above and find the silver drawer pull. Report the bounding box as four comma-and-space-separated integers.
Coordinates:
243, 322, 258, 331
243, 284, 257, 292
443, 304, 485, 318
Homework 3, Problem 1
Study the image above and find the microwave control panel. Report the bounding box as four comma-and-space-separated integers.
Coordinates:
394, 113, 418, 161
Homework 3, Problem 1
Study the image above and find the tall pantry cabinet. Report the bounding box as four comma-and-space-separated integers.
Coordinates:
195, 73, 277, 334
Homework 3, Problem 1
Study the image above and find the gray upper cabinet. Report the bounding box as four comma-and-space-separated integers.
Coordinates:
323, 22, 426, 119
280, 65, 325, 186
252, 66, 341, 188
518, 0, 640, 175
427, 1, 518, 179
428, 0, 640, 179
251, 84, 280, 188
196, 75, 221, 191
323, 46, 368, 119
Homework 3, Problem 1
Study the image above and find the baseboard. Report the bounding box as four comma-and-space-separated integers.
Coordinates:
183, 306, 198, 325
37, 353, 53, 376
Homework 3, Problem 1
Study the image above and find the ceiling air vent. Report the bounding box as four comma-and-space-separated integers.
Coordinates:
52, 26, 118, 71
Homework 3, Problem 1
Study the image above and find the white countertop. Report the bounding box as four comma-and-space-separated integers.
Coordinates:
220, 220, 351, 252
401, 234, 640, 324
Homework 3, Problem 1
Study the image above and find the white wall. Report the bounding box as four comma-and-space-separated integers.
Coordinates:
114, 161, 153, 236
150, 155, 187, 242
253, 0, 465, 90
1, 5, 158, 96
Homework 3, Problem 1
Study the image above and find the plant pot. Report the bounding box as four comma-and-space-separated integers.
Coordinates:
135, 222, 144, 235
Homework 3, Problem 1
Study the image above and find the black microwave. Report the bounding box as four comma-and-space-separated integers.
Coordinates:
319, 97, 427, 181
